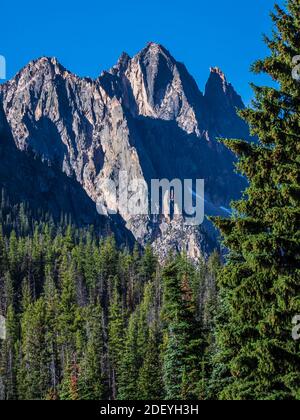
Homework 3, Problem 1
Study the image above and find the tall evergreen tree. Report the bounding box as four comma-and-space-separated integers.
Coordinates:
17, 298, 49, 400
57, 254, 79, 370
43, 269, 60, 398
118, 313, 140, 400
0, 228, 7, 277
108, 281, 125, 399
0, 305, 18, 400
139, 245, 158, 283
137, 325, 164, 400
2, 272, 14, 312
212, 0, 300, 400
78, 304, 105, 400
161, 259, 204, 400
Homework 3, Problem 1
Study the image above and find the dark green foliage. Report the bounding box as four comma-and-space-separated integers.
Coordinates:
161, 256, 208, 400
137, 325, 164, 400
108, 281, 125, 399
212, 0, 300, 400
0, 305, 18, 400
77, 304, 105, 400
118, 312, 139, 400
0, 191, 218, 400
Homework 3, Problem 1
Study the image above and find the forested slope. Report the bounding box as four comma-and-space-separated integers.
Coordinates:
0, 194, 219, 400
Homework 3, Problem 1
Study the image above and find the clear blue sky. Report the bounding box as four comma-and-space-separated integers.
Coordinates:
0, 0, 282, 104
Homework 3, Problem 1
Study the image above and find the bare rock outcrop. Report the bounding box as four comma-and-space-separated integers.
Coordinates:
0, 43, 251, 261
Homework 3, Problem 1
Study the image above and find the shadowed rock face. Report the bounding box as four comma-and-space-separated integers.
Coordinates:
0, 43, 251, 260
0, 102, 134, 245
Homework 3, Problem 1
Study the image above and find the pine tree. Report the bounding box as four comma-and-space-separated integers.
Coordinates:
21, 278, 32, 313
136, 283, 153, 365
137, 325, 164, 400
43, 269, 60, 398
139, 245, 157, 283
0, 305, 18, 400
17, 298, 50, 400
161, 258, 204, 400
212, 0, 300, 400
3, 272, 14, 312
8, 231, 20, 284
77, 304, 105, 400
196, 253, 220, 400
118, 312, 140, 400
57, 254, 78, 370
118, 283, 158, 400
0, 228, 7, 277
59, 361, 80, 400
30, 226, 44, 299
108, 281, 125, 399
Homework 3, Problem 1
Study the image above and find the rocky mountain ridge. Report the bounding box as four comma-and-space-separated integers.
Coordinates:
0, 43, 250, 260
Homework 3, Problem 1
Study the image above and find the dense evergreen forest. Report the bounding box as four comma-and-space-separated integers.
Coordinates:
0, 0, 299, 401
0, 188, 220, 400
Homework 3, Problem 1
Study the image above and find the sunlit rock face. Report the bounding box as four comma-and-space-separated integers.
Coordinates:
0, 43, 251, 261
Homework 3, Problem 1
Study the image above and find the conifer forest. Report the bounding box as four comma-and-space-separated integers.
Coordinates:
0, 0, 299, 401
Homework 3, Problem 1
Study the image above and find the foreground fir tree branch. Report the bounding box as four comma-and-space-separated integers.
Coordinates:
212, 0, 300, 400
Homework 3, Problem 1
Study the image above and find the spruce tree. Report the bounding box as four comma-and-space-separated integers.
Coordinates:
43, 269, 60, 398
136, 283, 153, 365
0, 305, 18, 400
58, 254, 78, 370
161, 258, 204, 400
139, 245, 158, 283
137, 325, 164, 400
108, 281, 125, 399
213, 0, 300, 400
17, 298, 49, 400
8, 231, 20, 285
59, 361, 80, 400
118, 313, 140, 400
0, 228, 7, 277
3, 272, 14, 312
78, 304, 105, 400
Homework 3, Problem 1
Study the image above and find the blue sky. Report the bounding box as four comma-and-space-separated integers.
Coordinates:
0, 0, 282, 103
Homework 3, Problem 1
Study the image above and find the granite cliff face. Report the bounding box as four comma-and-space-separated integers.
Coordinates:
0, 100, 134, 244
0, 43, 250, 260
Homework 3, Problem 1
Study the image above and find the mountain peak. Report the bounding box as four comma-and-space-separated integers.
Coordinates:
204, 67, 246, 137
145, 41, 164, 51
26, 56, 65, 71
207, 67, 233, 97
118, 51, 131, 63
7, 56, 67, 85
209, 67, 227, 84
137, 42, 174, 62
109, 51, 131, 76
205, 66, 241, 100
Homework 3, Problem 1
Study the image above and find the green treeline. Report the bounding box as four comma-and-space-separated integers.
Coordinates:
0, 194, 220, 400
